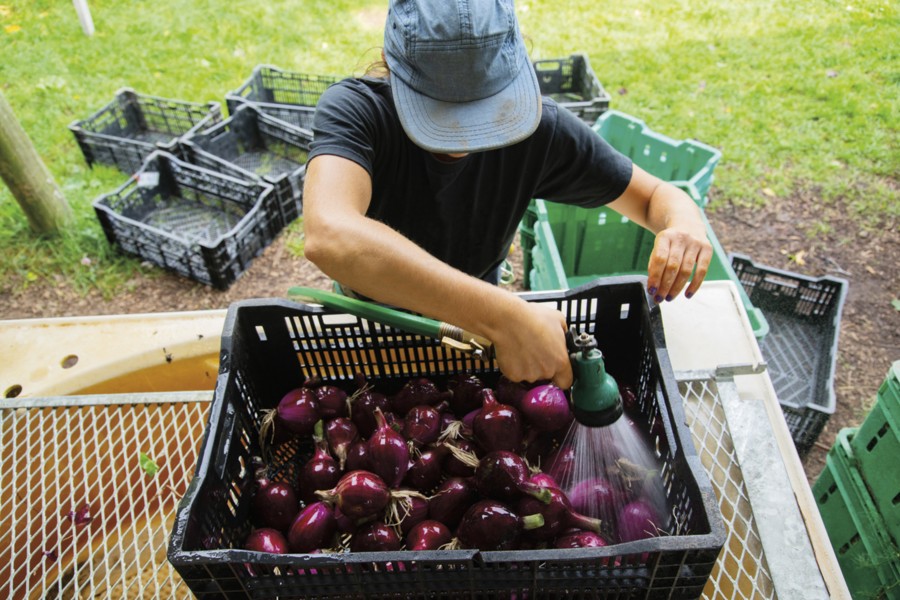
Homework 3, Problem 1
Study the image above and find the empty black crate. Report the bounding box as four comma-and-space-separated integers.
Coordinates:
181, 104, 313, 228
93, 151, 277, 290
225, 65, 341, 130
69, 87, 222, 174
533, 53, 611, 124
167, 277, 724, 599
730, 254, 848, 455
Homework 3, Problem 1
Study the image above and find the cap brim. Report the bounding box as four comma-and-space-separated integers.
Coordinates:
392, 61, 542, 154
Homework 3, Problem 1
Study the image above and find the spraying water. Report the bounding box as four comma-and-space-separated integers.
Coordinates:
551, 415, 669, 543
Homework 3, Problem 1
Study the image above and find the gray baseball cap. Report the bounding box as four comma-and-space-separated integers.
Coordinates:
383, 0, 542, 154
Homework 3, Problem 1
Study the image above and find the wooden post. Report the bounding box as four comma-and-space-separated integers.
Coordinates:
0, 90, 73, 235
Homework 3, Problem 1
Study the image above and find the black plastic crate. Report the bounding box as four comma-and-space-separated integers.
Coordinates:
533, 53, 611, 124
225, 65, 341, 130
168, 277, 725, 599
181, 104, 313, 228
730, 253, 848, 456
69, 87, 222, 174
93, 151, 276, 290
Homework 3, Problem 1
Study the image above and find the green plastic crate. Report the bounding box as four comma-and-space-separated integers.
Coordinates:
813, 428, 900, 600
523, 177, 768, 338
849, 361, 900, 540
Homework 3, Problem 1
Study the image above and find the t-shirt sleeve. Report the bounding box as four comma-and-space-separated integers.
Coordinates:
533, 103, 633, 208
308, 79, 378, 177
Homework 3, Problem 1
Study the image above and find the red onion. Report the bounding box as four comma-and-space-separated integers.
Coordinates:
403, 446, 449, 493
276, 387, 320, 435
544, 444, 575, 484
350, 522, 402, 552
568, 476, 627, 523
446, 373, 486, 416
496, 375, 528, 410
345, 440, 370, 472
520, 384, 573, 432
405, 520, 453, 550
298, 439, 341, 505
251, 477, 299, 532
403, 404, 444, 448
316, 470, 392, 520
620, 384, 639, 414
474, 450, 552, 504
395, 494, 430, 535
287, 501, 337, 553
554, 529, 609, 548
456, 500, 544, 551
325, 417, 358, 470
442, 438, 479, 478
617, 499, 662, 542
349, 385, 389, 438
391, 377, 443, 416
517, 487, 603, 542
473, 389, 523, 453
315, 384, 349, 419
367, 408, 410, 488
427, 477, 478, 530
245, 528, 290, 554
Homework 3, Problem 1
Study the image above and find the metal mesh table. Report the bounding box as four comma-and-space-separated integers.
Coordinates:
1, 373, 792, 599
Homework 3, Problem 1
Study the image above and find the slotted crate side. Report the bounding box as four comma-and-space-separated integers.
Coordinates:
93, 152, 276, 290
813, 428, 900, 600
182, 104, 313, 228
729, 253, 848, 455
533, 53, 611, 123
225, 65, 341, 130
69, 87, 222, 174
168, 278, 725, 599
849, 360, 900, 540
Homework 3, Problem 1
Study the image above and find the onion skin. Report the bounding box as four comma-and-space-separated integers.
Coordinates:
406, 520, 453, 550
446, 374, 486, 416
404, 404, 444, 448
350, 388, 389, 438
544, 444, 576, 485
473, 389, 523, 453
403, 446, 449, 494
345, 440, 370, 472
496, 375, 528, 411
397, 495, 430, 535
245, 528, 290, 554
568, 477, 627, 523
517, 487, 603, 542
287, 501, 337, 553
520, 384, 573, 432
277, 387, 320, 435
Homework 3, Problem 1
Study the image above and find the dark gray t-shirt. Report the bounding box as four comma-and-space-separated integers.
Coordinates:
309, 77, 632, 279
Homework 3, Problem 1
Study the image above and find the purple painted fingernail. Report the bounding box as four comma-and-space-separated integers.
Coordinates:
665, 295, 673, 302
648, 287, 657, 295
654, 295, 663, 303
685, 291, 694, 299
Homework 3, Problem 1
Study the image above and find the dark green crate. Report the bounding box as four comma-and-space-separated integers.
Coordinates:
533, 53, 610, 124
849, 361, 900, 541
813, 428, 900, 600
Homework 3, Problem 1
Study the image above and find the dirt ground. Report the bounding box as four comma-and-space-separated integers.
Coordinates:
1, 189, 897, 484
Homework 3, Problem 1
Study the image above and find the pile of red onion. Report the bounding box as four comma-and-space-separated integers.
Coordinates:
245, 374, 665, 555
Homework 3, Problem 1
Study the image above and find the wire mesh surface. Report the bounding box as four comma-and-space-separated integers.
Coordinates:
680, 378, 776, 599
2, 378, 780, 599
0, 395, 210, 600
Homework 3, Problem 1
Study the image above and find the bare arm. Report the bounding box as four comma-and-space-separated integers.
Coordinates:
606, 164, 713, 302
302, 154, 574, 388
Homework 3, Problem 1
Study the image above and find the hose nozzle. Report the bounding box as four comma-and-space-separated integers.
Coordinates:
567, 328, 623, 427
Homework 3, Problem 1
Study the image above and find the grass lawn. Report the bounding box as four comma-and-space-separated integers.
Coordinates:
0, 0, 897, 296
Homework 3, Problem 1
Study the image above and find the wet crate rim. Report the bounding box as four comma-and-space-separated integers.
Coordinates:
168, 277, 725, 599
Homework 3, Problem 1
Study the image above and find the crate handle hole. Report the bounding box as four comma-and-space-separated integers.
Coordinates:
61, 354, 79, 369
620, 303, 630, 319
256, 325, 268, 341
892, 491, 900, 506
4, 384, 22, 398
